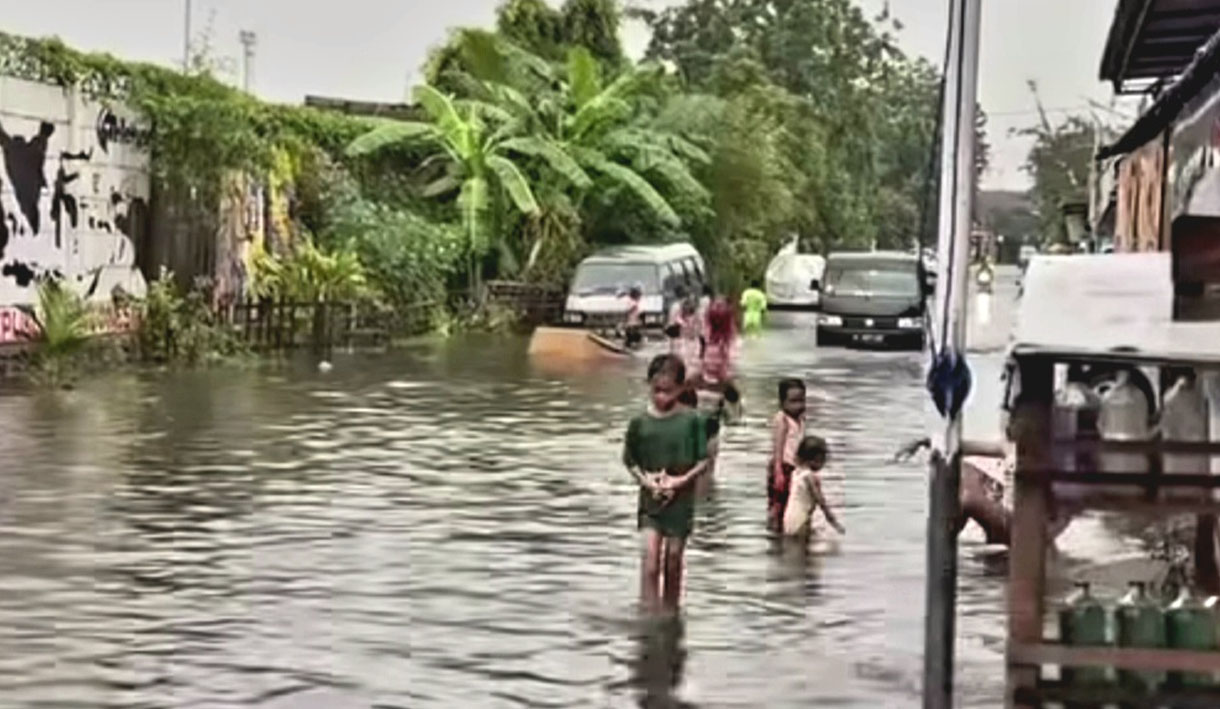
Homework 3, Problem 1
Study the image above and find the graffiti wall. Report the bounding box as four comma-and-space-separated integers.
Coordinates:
0, 75, 149, 314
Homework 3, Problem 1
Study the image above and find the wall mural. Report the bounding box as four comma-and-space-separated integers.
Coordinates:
0, 76, 150, 342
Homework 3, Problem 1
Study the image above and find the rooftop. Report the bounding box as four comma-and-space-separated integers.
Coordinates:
1099, 0, 1220, 94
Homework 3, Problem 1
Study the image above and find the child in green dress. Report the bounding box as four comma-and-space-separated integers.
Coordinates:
740, 279, 768, 335
623, 354, 710, 612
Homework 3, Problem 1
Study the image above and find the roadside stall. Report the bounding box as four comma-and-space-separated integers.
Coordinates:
1004, 252, 1220, 707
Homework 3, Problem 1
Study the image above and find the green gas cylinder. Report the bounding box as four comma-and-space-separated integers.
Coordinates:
1166, 587, 1218, 687
1059, 581, 1110, 686
1114, 581, 1165, 692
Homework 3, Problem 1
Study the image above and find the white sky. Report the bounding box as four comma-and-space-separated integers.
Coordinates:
1, 0, 1134, 190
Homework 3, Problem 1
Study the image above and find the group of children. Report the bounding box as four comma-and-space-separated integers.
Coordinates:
622, 355, 846, 612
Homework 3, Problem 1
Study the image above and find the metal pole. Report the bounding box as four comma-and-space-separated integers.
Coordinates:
239, 31, 257, 93
183, 0, 192, 72
924, 0, 981, 707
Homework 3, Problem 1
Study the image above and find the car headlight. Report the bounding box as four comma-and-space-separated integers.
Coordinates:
898, 317, 923, 329
564, 311, 585, 324
819, 315, 843, 327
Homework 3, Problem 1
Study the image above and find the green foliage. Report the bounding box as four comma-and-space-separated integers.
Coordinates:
1018, 110, 1096, 245
638, 0, 990, 261
21, 279, 94, 385
348, 84, 548, 280
252, 240, 368, 303
137, 269, 246, 365
497, 0, 567, 60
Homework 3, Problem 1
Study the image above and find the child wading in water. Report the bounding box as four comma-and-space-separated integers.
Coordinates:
740, 280, 768, 336
623, 355, 710, 611
783, 436, 845, 539
769, 378, 807, 530
622, 285, 643, 349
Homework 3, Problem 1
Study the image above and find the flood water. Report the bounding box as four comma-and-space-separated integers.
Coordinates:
0, 270, 1132, 708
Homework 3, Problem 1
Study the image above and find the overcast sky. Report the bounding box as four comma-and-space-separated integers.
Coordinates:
2, 0, 1132, 190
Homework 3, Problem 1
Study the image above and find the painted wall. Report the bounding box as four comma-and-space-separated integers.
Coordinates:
0, 75, 149, 312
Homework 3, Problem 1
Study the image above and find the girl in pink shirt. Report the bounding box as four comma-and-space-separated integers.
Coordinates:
768, 378, 807, 530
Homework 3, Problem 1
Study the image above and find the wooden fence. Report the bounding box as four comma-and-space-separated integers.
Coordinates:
483, 281, 565, 326
213, 284, 563, 352
213, 298, 438, 353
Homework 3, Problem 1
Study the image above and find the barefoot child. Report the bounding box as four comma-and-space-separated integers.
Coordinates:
769, 378, 807, 530
783, 436, 845, 538
623, 355, 710, 611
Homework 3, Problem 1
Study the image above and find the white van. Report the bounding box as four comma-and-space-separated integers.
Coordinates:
563, 243, 707, 329
765, 238, 826, 310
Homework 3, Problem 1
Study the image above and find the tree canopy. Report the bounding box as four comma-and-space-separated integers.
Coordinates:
346, 0, 987, 292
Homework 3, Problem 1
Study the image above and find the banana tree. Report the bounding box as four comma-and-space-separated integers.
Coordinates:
346, 84, 548, 289
433, 32, 710, 264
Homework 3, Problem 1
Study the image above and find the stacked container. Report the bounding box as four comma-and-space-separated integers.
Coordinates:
1098, 371, 1151, 487
1161, 371, 1209, 501
1166, 587, 1218, 687
1114, 581, 1166, 692
1058, 581, 1110, 686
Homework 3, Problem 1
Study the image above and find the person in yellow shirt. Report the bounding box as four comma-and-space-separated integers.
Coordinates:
740, 280, 767, 335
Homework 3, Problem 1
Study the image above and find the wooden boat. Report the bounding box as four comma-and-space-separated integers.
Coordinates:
527, 326, 632, 362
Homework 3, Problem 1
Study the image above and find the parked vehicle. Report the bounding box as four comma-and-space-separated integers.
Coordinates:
562, 243, 706, 331
816, 251, 928, 349
765, 238, 826, 310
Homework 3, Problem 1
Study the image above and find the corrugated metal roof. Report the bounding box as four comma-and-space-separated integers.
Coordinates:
1012, 253, 1220, 365
1097, 26, 1220, 158
1100, 0, 1220, 94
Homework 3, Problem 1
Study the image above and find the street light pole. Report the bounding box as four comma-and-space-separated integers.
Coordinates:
183, 0, 192, 72
923, 0, 982, 708
239, 31, 257, 93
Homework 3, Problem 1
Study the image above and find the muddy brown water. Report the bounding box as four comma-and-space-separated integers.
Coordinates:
0, 274, 1141, 707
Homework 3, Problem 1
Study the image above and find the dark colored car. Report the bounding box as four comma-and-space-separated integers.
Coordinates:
816, 252, 929, 350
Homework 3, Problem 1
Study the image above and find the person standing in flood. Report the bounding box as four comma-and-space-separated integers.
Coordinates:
622, 285, 644, 349
699, 299, 738, 392
669, 297, 702, 383
769, 378, 807, 530
623, 355, 710, 612
740, 280, 767, 336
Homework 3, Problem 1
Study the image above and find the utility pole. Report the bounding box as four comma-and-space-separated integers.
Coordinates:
923, 0, 981, 708
240, 30, 257, 93
183, 0, 192, 72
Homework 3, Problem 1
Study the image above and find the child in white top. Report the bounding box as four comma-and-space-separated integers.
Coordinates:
783, 435, 845, 538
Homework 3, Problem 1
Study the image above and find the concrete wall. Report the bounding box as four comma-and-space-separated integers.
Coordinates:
0, 75, 149, 314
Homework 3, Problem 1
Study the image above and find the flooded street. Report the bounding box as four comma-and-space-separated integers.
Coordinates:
0, 269, 1086, 708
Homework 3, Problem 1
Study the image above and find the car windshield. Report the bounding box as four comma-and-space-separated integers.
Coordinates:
824, 261, 920, 298
571, 262, 660, 295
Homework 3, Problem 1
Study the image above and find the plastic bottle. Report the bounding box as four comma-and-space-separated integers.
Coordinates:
1165, 587, 1218, 687
1114, 581, 1166, 692
1058, 581, 1110, 686
1052, 376, 1101, 500
1161, 372, 1208, 501
1098, 370, 1150, 489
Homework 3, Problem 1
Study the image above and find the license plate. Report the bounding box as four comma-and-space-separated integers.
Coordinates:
854, 334, 884, 344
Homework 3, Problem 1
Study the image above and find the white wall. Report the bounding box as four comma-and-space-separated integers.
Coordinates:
0, 75, 148, 314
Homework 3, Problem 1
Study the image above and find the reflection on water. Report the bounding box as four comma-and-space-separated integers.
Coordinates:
0, 284, 1138, 708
